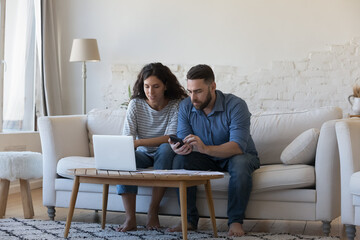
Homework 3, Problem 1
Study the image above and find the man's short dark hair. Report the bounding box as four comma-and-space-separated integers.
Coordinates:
186, 64, 215, 84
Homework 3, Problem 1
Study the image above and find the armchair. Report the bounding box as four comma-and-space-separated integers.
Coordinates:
335, 119, 360, 240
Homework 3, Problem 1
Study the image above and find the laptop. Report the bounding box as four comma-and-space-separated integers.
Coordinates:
93, 135, 137, 171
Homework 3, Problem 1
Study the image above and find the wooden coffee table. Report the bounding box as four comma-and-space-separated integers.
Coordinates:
64, 168, 224, 240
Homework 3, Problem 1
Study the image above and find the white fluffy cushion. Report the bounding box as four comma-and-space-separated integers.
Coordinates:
280, 128, 320, 165
0, 151, 42, 181
87, 108, 127, 156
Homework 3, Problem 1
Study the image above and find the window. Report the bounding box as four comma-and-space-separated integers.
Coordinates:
1, 0, 38, 132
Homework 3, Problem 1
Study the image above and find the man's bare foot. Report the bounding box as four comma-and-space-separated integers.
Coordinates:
146, 212, 161, 230
167, 222, 196, 232
228, 222, 245, 237
115, 218, 137, 232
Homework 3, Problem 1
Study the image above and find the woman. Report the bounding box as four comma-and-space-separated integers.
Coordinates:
116, 63, 187, 232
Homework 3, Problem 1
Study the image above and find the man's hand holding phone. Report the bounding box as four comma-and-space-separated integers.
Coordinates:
169, 134, 192, 155
169, 135, 184, 147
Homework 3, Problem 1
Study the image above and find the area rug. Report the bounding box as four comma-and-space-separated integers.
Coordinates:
0, 218, 340, 240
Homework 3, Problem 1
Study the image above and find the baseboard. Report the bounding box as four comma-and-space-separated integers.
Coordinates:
8, 178, 42, 194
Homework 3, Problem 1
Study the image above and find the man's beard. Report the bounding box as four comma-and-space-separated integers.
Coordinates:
193, 89, 212, 110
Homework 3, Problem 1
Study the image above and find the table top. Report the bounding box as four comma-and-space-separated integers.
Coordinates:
67, 168, 224, 181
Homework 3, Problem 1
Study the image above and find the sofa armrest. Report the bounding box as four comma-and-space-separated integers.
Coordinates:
38, 115, 90, 206
314, 119, 341, 221
335, 118, 360, 224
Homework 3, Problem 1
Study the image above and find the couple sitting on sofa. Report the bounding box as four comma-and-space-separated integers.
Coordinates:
117, 63, 260, 237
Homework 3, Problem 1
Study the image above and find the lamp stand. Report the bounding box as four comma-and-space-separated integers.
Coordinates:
82, 61, 87, 114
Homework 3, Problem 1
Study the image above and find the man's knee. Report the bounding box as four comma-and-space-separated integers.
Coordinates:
173, 154, 185, 169
228, 154, 258, 177
172, 154, 194, 169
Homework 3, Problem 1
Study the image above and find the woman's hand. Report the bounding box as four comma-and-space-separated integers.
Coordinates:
134, 139, 141, 149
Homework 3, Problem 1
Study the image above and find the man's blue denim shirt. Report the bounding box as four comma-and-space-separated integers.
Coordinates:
177, 90, 258, 159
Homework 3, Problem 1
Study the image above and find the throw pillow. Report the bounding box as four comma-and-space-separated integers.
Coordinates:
280, 128, 320, 165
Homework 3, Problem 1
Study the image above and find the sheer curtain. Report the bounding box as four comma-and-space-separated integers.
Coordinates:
3, 0, 36, 131
2, 0, 63, 132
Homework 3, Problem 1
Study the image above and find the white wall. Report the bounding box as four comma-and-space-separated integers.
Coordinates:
52, 0, 360, 114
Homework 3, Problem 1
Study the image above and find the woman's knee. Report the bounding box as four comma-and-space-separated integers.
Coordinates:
154, 143, 175, 169
158, 143, 172, 151
157, 143, 175, 158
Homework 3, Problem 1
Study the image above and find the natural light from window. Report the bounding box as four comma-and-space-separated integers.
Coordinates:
3, 0, 35, 131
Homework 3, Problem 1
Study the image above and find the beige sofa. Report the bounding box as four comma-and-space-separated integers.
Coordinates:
38, 106, 342, 235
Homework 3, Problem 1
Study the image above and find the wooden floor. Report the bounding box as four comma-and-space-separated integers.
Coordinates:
2, 188, 358, 239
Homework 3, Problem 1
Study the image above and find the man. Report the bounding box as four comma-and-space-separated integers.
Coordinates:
168, 64, 260, 237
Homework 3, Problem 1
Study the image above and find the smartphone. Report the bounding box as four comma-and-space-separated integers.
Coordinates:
169, 135, 184, 147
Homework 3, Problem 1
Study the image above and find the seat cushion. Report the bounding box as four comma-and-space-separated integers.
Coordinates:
57, 156, 95, 179
57, 157, 315, 194
252, 164, 315, 193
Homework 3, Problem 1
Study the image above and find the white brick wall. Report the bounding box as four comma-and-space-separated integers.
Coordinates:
104, 40, 360, 116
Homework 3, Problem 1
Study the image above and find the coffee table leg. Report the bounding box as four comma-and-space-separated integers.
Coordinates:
204, 180, 218, 237
102, 184, 109, 229
64, 176, 80, 238
179, 182, 188, 240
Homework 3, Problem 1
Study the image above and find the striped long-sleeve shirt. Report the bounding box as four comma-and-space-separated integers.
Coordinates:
123, 98, 180, 154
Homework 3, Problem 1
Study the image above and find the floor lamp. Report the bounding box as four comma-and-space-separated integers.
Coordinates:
69, 39, 100, 114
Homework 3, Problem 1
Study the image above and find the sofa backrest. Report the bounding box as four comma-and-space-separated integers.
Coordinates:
86, 106, 342, 163
251, 106, 342, 165
87, 108, 127, 156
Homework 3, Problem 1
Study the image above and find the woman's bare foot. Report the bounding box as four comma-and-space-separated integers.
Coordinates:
146, 187, 164, 230
228, 222, 245, 237
146, 211, 161, 230
167, 222, 196, 232
115, 218, 137, 232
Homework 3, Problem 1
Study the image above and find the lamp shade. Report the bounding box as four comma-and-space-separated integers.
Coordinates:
69, 38, 100, 62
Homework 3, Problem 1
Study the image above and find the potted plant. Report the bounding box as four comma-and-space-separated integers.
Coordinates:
121, 84, 132, 109
348, 84, 360, 114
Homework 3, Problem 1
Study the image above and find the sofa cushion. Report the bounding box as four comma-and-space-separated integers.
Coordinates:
57, 156, 315, 194
250, 107, 342, 165
57, 156, 95, 179
87, 108, 127, 156
251, 164, 315, 193
280, 128, 320, 165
